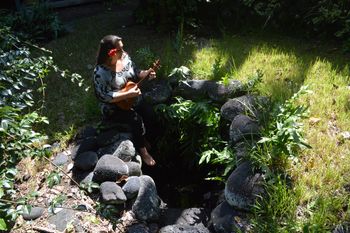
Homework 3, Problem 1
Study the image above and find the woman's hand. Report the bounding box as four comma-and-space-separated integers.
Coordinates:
148, 68, 156, 80
127, 85, 141, 98
139, 68, 156, 80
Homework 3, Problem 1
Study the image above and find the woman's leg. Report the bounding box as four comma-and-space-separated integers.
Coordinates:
104, 107, 155, 166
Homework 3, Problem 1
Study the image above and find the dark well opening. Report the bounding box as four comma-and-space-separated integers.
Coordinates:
140, 100, 227, 209
142, 156, 224, 209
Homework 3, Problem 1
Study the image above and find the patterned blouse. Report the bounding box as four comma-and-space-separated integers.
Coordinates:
93, 53, 141, 114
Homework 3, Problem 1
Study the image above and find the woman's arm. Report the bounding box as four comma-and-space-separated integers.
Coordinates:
138, 68, 156, 80
110, 85, 141, 103
94, 66, 141, 104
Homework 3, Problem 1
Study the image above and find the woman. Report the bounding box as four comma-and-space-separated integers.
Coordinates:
93, 35, 156, 166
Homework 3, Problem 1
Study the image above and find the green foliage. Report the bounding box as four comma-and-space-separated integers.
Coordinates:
0, 218, 6, 230
46, 171, 61, 188
0, 1, 65, 42
155, 97, 224, 162
80, 181, 100, 194
95, 202, 122, 227
0, 27, 54, 228
244, 69, 263, 93
138, 0, 350, 50
211, 57, 224, 81
249, 85, 311, 174
48, 194, 66, 214
249, 86, 313, 232
199, 146, 236, 181
135, 46, 156, 70
0, 26, 85, 230
173, 17, 185, 55
168, 66, 192, 81
239, 0, 350, 50
251, 176, 299, 232
135, 0, 198, 31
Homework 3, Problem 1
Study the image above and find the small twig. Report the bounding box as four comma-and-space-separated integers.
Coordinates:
41, 156, 80, 187
32, 226, 58, 233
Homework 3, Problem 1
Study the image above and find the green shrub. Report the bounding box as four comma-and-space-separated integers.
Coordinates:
0, 1, 65, 42
0, 26, 84, 230
155, 97, 224, 166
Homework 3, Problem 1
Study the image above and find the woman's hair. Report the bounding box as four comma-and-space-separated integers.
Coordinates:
96, 35, 122, 65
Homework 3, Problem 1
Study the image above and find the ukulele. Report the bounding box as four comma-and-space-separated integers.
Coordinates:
116, 59, 160, 110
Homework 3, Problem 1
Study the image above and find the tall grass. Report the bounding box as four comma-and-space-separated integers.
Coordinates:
43, 9, 350, 231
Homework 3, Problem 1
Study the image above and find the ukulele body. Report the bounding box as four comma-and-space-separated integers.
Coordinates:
115, 59, 160, 110
116, 81, 138, 110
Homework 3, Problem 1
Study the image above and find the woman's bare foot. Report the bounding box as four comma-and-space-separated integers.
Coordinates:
139, 147, 156, 166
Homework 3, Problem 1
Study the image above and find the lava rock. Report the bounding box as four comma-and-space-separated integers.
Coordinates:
158, 224, 210, 233
173, 80, 210, 100
52, 151, 69, 166
74, 151, 98, 171
122, 176, 141, 199
113, 139, 136, 162
210, 201, 250, 233
100, 181, 127, 204
75, 126, 97, 140
159, 208, 209, 227
225, 161, 265, 211
22, 207, 44, 220
126, 223, 151, 233
132, 175, 160, 221
93, 154, 129, 183
48, 209, 75, 232
207, 80, 245, 103
96, 126, 132, 148
98, 139, 135, 161
142, 79, 172, 105
234, 141, 256, 163
72, 169, 93, 184
220, 95, 268, 122
125, 161, 142, 177
229, 114, 260, 145
71, 137, 98, 160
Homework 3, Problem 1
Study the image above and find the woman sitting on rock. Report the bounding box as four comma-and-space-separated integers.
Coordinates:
93, 35, 156, 166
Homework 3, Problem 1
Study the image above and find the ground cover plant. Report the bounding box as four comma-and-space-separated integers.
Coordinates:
1, 1, 350, 231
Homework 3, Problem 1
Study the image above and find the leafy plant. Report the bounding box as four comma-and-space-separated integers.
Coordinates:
199, 145, 236, 181
249, 86, 312, 231
0, 26, 85, 230
173, 16, 185, 55
155, 97, 224, 165
168, 66, 192, 82
48, 194, 66, 214
211, 57, 223, 81
80, 181, 100, 194
249, 85, 312, 173
135, 46, 156, 70
135, 0, 198, 31
0, 1, 65, 42
244, 69, 263, 93
46, 171, 61, 188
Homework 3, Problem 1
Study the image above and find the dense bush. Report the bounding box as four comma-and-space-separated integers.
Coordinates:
135, 0, 350, 50
0, 26, 84, 230
0, 26, 53, 230
0, 1, 65, 42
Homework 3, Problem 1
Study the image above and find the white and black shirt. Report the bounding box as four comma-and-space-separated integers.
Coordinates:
93, 53, 140, 114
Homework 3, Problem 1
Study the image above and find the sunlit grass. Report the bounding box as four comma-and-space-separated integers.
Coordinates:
42, 9, 350, 231
189, 33, 350, 231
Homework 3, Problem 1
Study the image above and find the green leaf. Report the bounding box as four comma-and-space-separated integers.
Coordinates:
0, 218, 7, 230
0, 188, 4, 198
0, 120, 10, 132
